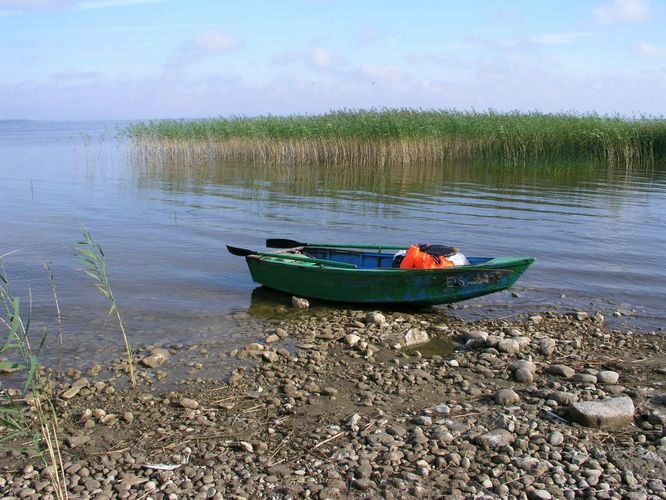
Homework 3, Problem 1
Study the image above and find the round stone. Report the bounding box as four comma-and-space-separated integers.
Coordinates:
597, 371, 620, 384
495, 389, 521, 405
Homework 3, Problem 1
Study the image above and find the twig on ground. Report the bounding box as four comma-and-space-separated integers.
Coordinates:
268, 430, 295, 465
311, 431, 344, 451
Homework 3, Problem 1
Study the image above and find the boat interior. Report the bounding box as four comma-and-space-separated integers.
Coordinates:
302, 247, 490, 269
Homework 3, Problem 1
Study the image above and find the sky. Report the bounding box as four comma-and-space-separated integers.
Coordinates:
0, 0, 665, 120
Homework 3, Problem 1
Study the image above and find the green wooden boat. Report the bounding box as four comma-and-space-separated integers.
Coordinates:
228, 241, 534, 305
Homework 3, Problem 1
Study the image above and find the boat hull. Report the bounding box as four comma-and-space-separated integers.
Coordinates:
245, 255, 534, 305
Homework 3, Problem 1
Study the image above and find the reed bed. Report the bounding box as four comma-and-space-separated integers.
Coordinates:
125, 109, 666, 167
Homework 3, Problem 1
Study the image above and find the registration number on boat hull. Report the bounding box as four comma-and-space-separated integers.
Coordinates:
446, 270, 510, 288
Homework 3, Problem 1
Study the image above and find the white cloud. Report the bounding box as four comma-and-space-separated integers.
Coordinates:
0, 0, 158, 10
361, 64, 404, 82
78, 0, 159, 9
270, 50, 299, 65
191, 31, 240, 54
593, 0, 651, 25
635, 42, 665, 57
356, 28, 398, 48
358, 28, 380, 45
0, 0, 73, 9
51, 68, 98, 80
271, 47, 347, 73
530, 32, 593, 46
3, 60, 666, 120
163, 30, 241, 77
306, 47, 348, 73
309, 47, 333, 68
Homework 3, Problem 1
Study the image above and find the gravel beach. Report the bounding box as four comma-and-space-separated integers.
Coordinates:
1, 308, 665, 499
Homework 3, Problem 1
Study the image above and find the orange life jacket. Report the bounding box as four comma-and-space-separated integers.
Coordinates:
399, 244, 454, 269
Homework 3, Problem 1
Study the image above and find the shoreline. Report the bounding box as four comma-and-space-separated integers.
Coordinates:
1, 309, 665, 498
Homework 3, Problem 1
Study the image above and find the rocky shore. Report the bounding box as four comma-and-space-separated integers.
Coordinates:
1, 308, 665, 499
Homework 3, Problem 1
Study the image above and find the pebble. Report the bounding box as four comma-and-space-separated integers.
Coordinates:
514, 367, 534, 383
549, 391, 578, 406
61, 378, 89, 399
547, 364, 575, 378
531, 489, 552, 500
352, 478, 375, 490
291, 296, 309, 308
477, 429, 515, 449
463, 330, 488, 345
498, 339, 520, 354
404, 328, 429, 346
87, 364, 103, 376
495, 388, 521, 405
66, 435, 91, 448
366, 312, 386, 325
539, 338, 556, 356
597, 370, 620, 384
262, 351, 279, 363
140, 348, 171, 368
416, 415, 432, 425
101, 414, 118, 425
573, 373, 597, 384
180, 397, 199, 409
239, 441, 253, 452
434, 404, 451, 414
345, 334, 361, 346
510, 359, 536, 374
548, 431, 564, 446
322, 387, 338, 396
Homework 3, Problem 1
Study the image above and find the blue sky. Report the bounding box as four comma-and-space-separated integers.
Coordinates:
1, 0, 664, 120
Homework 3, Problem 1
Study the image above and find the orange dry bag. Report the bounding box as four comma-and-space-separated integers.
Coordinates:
414, 251, 454, 269
400, 244, 454, 269
399, 245, 420, 269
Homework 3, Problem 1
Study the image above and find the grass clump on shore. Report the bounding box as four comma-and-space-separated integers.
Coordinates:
0, 255, 68, 499
125, 109, 666, 167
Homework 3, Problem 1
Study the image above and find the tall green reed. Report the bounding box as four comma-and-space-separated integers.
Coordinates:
76, 228, 136, 387
125, 109, 666, 168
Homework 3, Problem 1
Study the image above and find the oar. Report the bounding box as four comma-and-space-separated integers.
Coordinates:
226, 245, 357, 269
266, 238, 406, 251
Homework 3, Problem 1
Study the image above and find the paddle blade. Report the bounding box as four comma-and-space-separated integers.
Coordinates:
226, 245, 254, 257
266, 238, 304, 249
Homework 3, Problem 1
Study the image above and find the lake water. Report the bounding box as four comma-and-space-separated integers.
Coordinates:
1, 120, 665, 369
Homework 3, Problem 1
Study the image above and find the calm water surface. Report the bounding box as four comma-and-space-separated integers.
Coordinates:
1, 121, 665, 368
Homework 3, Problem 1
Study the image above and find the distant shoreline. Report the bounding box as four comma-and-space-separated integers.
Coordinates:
0, 119, 34, 123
